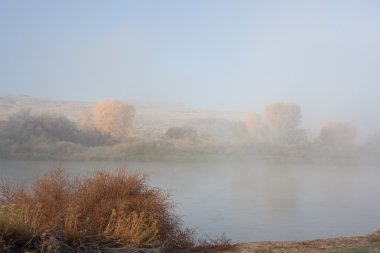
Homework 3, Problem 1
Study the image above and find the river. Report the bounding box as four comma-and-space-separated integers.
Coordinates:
1, 159, 379, 243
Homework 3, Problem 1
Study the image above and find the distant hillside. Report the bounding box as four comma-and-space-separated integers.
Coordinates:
0, 95, 241, 140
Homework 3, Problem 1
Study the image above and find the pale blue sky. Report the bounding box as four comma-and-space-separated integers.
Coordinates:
1, 1, 380, 134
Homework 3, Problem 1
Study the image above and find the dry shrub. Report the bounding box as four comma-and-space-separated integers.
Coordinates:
195, 233, 233, 252
103, 210, 158, 245
0, 168, 194, 251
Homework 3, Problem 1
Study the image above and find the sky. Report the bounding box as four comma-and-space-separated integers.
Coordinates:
1, 0, 380, 136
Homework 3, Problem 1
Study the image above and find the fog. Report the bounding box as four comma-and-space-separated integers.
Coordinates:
1, 1, 380, 138
2, 160, 380, 242
2, 3, 380, 245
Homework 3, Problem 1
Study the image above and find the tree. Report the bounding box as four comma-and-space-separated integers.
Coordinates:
80, 110, 94, 131
238, 112, 266, 140
2, 111, 79, 143
320, 122, 356, 148
265, 102, 301, 131
164, 126, 198, 141
93, 100, 135, 138
264, 102, 304, 144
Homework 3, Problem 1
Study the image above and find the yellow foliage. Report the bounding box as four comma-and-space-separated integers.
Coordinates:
265, 102, 301, 131
320, 121, 356, 147
104, 210, 158, 245
79, 111, 94, 131
64, 206, 84, 239
0, 203, 44, 241
93, 100, 135, 138
240, 112, 263, 139
0, 204, 19, 237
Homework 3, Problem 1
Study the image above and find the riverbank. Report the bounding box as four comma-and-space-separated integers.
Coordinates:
230, 231, 380, 253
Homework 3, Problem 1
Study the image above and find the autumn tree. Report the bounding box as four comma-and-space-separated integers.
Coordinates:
320, 122, 356, 148
93, 99, 135, 139
264, 102, 306, 144
265, 102, 301, 131
237, 112, 266, 140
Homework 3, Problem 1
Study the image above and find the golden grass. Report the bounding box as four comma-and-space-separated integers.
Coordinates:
103, 210, 158, 245
0, 168, 194, 252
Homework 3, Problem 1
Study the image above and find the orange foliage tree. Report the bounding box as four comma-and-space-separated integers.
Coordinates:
264, 102, 306, 145
265, 102, 301, 131
93, 99, 135, 138
239, 112, 265, 140
320, 122, 356, 147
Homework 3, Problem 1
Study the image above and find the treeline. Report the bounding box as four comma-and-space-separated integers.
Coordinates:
1, 100, 380, 163
234, 102, 380, 163
0, 111, 222, 161
0, 111, 115, 158
0, 99, 137, 159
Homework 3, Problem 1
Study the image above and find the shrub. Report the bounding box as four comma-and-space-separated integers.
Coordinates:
0, 111, 116, 158
0, 169, 194, 251
164, 126, 198, 142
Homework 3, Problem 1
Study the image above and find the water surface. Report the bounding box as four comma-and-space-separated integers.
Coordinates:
1, 160, 379, 243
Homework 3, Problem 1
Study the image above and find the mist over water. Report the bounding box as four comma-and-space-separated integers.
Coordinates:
1, 1, 380, 136
1, 1, 380, 246
1, 160, 380, 242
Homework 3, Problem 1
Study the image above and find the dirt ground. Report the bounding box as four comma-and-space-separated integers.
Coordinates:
229, 231, 380, 253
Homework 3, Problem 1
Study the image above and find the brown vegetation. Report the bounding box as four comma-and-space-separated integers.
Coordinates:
235, 231, 380, 253
0, 169, 194, 252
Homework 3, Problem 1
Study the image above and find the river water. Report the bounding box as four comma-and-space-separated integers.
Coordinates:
1, 159, 379, 243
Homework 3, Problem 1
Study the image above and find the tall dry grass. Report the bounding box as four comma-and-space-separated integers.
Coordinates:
0, 169, 194, 252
